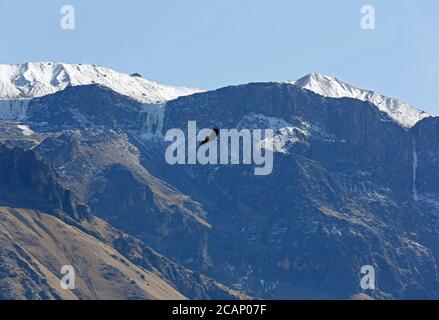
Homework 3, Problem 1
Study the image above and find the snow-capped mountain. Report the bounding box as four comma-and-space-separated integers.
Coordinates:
0, 62, 203, 103
289, 73, 429, 128
1, 70, 439, 299
0, 63, 429, 129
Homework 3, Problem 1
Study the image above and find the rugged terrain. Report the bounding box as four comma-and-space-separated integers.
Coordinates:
0, 63, 438, 299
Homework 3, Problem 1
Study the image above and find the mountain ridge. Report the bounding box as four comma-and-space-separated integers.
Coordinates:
0, 62, 203, 103
0, 62, 431, 130
289, 73, 429, 128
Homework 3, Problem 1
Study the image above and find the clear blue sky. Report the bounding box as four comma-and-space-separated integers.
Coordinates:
1, 0, 438, 115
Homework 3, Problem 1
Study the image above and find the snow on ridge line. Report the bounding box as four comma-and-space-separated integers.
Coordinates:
287, 73, 429, 128
0, 62, 204, 104
0, 63, 429, 128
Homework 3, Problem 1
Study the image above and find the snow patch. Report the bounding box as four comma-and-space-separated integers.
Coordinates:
238, 114, 310, 153
17, 124, 34, 136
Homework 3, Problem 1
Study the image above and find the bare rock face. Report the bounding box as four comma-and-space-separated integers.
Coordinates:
160, 83, 439, 299
164, 83, 414, 191
412, 117, 439, 194
87, 163, 212, 269
0, 144, 89, 220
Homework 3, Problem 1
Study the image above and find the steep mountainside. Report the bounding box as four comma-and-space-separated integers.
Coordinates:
0, 142, 244, 300
0, 65, 438, 300
0, 207, 185, 300
157, 83, 439, 299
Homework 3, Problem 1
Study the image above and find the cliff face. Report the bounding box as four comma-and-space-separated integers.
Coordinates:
164, 83, 414, 191
0, 144, 89, 220
158, 83, 439, 299
412, 117, 439, 194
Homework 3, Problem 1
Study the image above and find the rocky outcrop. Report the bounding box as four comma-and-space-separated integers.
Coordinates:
87, 164, 212, 269
411, 116, 439, 194
0, 144, 89, 220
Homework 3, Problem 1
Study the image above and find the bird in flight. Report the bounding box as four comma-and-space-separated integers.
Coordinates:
200, 128, 219, 146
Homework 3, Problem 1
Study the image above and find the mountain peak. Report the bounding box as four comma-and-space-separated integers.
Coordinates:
0, 62, 203, 104
288, 73, 429, 128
